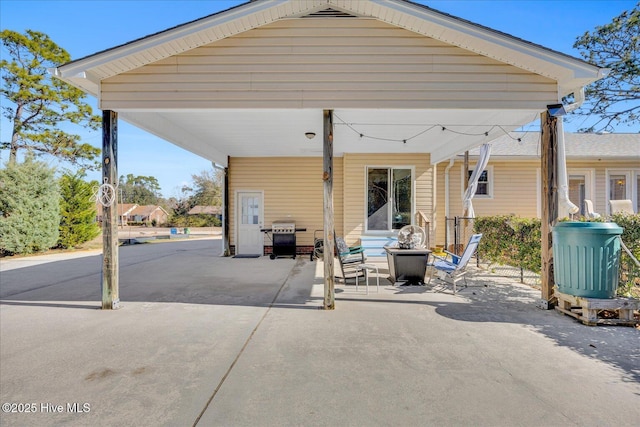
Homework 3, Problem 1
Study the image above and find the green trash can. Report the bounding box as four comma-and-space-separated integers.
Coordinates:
184, 227, 190, 235
552, 222, 623, 299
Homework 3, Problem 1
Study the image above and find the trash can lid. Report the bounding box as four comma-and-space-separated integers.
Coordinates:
553, 221, 623, 233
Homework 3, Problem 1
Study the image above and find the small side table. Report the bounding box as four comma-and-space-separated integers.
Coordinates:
356, 264, 380, 294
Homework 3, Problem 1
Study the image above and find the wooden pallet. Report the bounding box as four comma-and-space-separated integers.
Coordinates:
555, 291, 640, 326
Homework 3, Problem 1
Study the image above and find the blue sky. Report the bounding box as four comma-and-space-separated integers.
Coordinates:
1, 0, 637, 197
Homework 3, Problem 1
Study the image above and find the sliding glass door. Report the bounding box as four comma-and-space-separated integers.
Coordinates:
367, 167, 412, 232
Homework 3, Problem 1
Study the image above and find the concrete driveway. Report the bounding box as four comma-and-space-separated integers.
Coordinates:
1, 238, 639, 426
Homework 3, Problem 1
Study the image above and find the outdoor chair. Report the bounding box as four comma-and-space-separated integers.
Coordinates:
584, 199, 601, 219
335, 235, 366, 285
427, 233, 482, 294
609, 199, 634, 215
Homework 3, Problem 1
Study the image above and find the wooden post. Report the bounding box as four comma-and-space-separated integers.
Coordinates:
323, 110, 335, 310
540, 110, 558, 307
102, 110, 120, 310
223, 157, 230, 256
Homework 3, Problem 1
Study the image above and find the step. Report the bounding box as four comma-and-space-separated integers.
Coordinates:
360, 235, 397, 258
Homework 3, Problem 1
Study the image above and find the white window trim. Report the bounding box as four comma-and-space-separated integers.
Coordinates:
605, 168, 639, 215
636, 170, 640, 213
461, 164, 494, 199
364, 165, 415, 234
567, 168, 596, 214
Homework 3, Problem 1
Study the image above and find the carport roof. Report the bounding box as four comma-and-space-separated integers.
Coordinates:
53, 0, 606, 166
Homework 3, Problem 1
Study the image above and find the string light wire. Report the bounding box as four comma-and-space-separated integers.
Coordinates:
333, 113, 538, 145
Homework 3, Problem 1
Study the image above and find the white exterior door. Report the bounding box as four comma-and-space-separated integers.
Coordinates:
237, 191, 263, 255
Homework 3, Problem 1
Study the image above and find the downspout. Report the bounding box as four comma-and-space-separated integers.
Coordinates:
557, 88, 585, 218
444, 158, 455, 250
212, 161, 229, 257
444, 158, 455, 219
431, 161, 438, 248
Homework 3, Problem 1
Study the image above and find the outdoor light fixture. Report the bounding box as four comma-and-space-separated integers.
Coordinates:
305, 132, 316, 139
546, 103, 567, 117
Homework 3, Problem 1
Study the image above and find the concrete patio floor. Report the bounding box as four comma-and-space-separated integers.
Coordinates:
1, 239, 639, 426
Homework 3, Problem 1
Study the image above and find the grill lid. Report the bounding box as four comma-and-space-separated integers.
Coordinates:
272, 220, 296, 233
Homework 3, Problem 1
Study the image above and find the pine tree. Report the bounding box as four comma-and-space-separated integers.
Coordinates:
572, 4, 639, 132
0, 157, 60, 255
58, 171, 100, 249
1, 29, 101, 168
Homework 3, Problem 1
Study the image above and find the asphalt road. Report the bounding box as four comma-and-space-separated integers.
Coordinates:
0, 237, 223, 303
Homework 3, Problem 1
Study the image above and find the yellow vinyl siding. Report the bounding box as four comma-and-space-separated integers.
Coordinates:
569, 160, 639, 214
433, 158, 639, 245
435, 160, 539, 244
101, 19, 556, 110
228, 157, 343, 248
444, 161, 539, 218
342, 153, 433, 246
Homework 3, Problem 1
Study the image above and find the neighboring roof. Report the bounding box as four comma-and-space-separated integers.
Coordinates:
119, 203, 138, 215
464, 133, 640, 159
96, 203, 137, 216
130, 205, 169, 217
188, 206, 222, 215
96, 204, 169, 217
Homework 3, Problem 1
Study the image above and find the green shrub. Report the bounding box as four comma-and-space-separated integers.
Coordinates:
57, 172, 100, 249
0, 157, 60, 255
475, 214, 640, 297
474, 215, 542, 274
610, 213, 640, 297
166, 213, 220, 227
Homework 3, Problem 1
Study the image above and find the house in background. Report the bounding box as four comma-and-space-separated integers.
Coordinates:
55, 0, 606, 257
129, 205, 170, 225
96, 203, 168, 226
437, 132, 639, 245
96, 203, 137, 225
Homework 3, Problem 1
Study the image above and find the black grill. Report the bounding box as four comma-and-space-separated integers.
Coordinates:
266, 221, 300, 260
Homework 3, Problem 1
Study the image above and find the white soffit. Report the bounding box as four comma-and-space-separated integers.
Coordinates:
117, 108, 540, 166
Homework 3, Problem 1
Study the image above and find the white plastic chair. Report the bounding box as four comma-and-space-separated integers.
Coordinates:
584, 199, 601, 218
428, 234, 482, 294
609, 199, 634, 215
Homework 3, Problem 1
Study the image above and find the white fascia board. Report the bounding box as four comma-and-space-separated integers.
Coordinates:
69, 73, 100, 97
56, 0, 325, 80
345, 0, 603, 90
49, 67, 100, 97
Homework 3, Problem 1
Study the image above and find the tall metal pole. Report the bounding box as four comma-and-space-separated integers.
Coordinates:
102, 110, 120, 309
323, 110, 335, 310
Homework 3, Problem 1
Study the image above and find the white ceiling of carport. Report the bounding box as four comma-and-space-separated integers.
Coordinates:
120, 107, 540, 166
